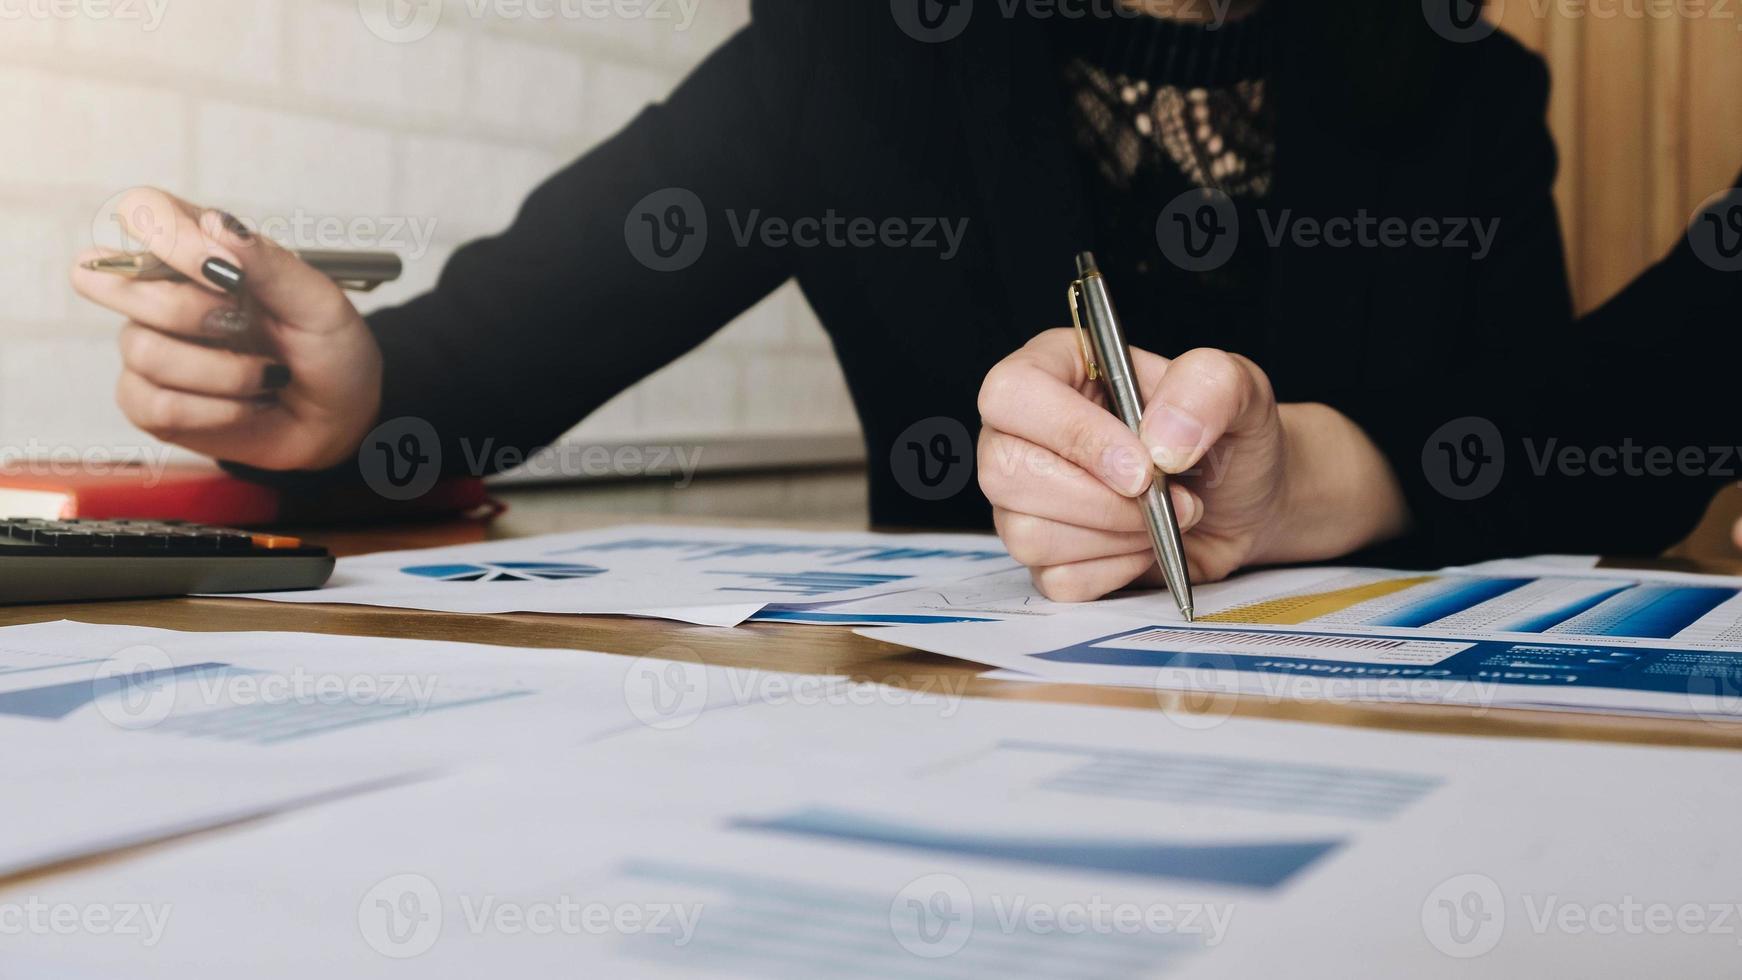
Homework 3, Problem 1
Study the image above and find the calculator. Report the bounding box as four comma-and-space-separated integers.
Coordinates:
0, 519, 335, 605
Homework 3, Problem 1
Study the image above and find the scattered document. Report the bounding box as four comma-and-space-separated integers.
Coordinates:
797, 559, 1742, 647
8, 696, 1741, 977
753, 565, 1195, 625
226, 525, 1018, 626
864, 562, 1742, 719
0, 620, 785, 877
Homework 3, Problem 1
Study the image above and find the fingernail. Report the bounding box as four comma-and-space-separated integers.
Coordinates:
200, 306, 251, 337
217, 211, 254, 242
202, 257, 244, 293
1100, 445, 1151, 496
262, 364, 292, 391
1143, 405, 1205, 474
1173, 487, 1200, 529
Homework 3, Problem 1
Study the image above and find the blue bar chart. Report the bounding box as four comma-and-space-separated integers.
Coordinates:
1001, 740, 1441, 821
0, 662, 235, 721
1208, 572, 1742, 644
555, 537, 1009, 566
731, 807, 1341, 890
620, 860, 1190, 979
706, 570, 913, 597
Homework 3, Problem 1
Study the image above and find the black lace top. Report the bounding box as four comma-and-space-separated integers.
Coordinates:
1056, 7, 1277, 355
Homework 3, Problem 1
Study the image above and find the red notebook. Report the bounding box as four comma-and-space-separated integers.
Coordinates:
0, 462, 497, 527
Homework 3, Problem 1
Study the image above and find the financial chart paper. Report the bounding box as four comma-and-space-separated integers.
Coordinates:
225, 525, 1019, 626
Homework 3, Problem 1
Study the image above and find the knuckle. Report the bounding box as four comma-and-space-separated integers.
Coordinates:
1179, 542, 1229, 583
975, 432, 1009, 496
218, 354, 261, 397
118, 326, 159, 369
118, 185, 170, 210
1031, 565, 1071, 601
976, 366, 1020, 422
1095, 493, 1141, 532
1058, 413, 1107, 468
1236, 353, 1275, 403
1184, 348, 1245, 392
1032, 327, 1075, 351
144, 386, 186, 432
115, 188, 179, 243
998, 513, 1052, 566
116, 186, 164, 219
115, 376, 145, 426
1033, 564, 1095, 603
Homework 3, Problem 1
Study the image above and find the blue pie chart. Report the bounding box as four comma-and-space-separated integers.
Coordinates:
401, 561, 606, 583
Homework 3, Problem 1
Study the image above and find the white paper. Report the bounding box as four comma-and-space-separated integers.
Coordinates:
755, 565, 1196, 625
1442, 554, 1603, 574
0, 620, 796, 877
225, 524, 1018, 627
7, 696, 1740, 977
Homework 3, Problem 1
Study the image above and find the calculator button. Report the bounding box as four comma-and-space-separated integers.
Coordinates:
249, 534, 305, 550
35, 531, 106, 547
112, 530, 173, 547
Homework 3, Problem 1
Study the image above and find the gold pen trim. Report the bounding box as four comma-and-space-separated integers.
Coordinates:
1067, 278, 1101, 383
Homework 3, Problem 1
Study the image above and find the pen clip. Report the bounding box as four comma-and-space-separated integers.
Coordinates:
1067, 279, 1100, 383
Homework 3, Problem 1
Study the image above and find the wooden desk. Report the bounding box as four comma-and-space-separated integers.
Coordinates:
4, 486, 1740, 753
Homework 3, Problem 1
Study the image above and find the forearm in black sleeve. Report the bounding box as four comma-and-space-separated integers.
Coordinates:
1513, 166, 1742, 555
1364, 144, 1740, 565
362, 9, 805, 477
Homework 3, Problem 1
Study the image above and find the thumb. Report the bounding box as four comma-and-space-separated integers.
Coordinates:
1140, 348, 1274, 475
198, 209, 356, 332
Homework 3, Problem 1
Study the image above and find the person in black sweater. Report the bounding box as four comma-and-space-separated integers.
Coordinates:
69, 0, 1729, 600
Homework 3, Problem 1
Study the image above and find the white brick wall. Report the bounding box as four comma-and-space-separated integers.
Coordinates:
0, 0, 862, 472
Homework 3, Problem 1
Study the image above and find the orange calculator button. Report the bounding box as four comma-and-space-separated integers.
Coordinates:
249, 534, 304, 550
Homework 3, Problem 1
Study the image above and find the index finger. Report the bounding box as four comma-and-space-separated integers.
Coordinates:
108, 187, 243, 295
979, 329, 1172, 497
1008, 327, 1174, 399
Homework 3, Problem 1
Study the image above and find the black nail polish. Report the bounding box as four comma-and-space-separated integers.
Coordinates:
262, 364, 292, 391
202, 257, 244, 293
217, 211, 254, 241
200, 307, 251, 337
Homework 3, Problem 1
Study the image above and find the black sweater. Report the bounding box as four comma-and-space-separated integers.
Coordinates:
335, 1, 1736, 566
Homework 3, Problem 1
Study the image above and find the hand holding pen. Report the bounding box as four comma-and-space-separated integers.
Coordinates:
1068, 252, 1194, 620
976, 254, 1306, 607
69, 187, 390, 472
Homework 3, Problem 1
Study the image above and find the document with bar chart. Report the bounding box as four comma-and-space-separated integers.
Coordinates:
226, 524, 1019, 626
0, 620, 747, 878
864, 564, 1742, 720
16, 696, 1742, 978
1189, 565, 1742, 646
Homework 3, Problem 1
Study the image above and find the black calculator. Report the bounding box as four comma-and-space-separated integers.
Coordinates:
0, 519, 335, 605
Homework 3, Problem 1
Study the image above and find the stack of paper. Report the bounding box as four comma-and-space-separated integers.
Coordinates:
220, 523, 1742, 722
6, 694, 1739, 976
0, 620, 836, 877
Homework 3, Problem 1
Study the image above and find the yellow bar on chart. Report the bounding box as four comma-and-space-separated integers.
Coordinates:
1203, 576, 1440, 626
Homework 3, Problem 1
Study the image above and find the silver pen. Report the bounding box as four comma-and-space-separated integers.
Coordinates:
1068, 251, 1195, 622
81, 249, 402, 293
